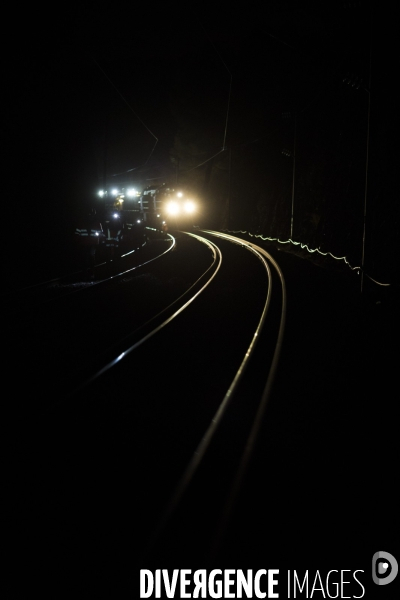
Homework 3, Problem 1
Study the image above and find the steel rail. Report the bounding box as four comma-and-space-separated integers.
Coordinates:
144, 231, 274, 557
1, 237, 149, 298
3, 235, 176, 313
66, 232, 222, 396
1, 269, 84, 297
202, 230, 287, 557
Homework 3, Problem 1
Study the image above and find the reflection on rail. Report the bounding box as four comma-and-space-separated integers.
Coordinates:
2, 233, 176, 313
71, 232, 222, 392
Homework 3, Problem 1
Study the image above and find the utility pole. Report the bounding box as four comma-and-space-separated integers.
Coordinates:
343, 3, 372, 293
103, 112, 108, 200
227, 146, 232, 229
360, 85, 371, 294
342, 72, 371, 293
282, 110, 297, 239
360, 6, 373, 294
290, 109, 297, 240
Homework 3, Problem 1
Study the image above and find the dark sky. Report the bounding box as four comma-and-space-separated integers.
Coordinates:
5, 1, 398, 279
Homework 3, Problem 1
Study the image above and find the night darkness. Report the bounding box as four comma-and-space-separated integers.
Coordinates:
5, 2, 399, 286
4, 2, 400, 593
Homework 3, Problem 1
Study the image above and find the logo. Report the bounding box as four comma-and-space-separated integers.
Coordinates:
372, 551, 398, 586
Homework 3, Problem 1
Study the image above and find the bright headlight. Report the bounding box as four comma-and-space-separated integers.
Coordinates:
184, 201, 195, 213
166, 201, 180, 215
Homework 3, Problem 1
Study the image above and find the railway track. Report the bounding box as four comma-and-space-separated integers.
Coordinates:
138, 230, 287, 567
12, 229, 287, 578
8, 228, 397, 592
1, 232, 174, 314
5, 232, 214, 419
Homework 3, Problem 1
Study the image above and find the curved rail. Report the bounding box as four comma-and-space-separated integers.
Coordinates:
204, 230, 287, 407
2, 234, 176, 313
201, 229, 287, 555
65, 232, 222, 395
2, 235, 150, 297
158, 235, 273, 522
143, 230, 284, 558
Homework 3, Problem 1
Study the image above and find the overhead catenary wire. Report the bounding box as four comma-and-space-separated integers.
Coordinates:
193, 13, 233, 151
91, 56, 158, 166
179, 66, 346, 171
184, 148, 226, 173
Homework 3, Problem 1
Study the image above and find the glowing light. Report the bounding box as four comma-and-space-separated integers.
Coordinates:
184, 201, 195, 213
177, 192, 183, 198
137, 219, 141, 223
127, 188, 136, 197
166, 201, 180, 215
113, 213, 119, 218
98, 190, 104, 197
112, 189, 118, 196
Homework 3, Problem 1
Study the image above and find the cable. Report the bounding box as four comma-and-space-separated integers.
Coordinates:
91, 56, 158, 165
221, 229, 391, 286
192, 12, 232, 150
184, 148, 226, 172
365, 274, 391, 287
223, 73, 233, 150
